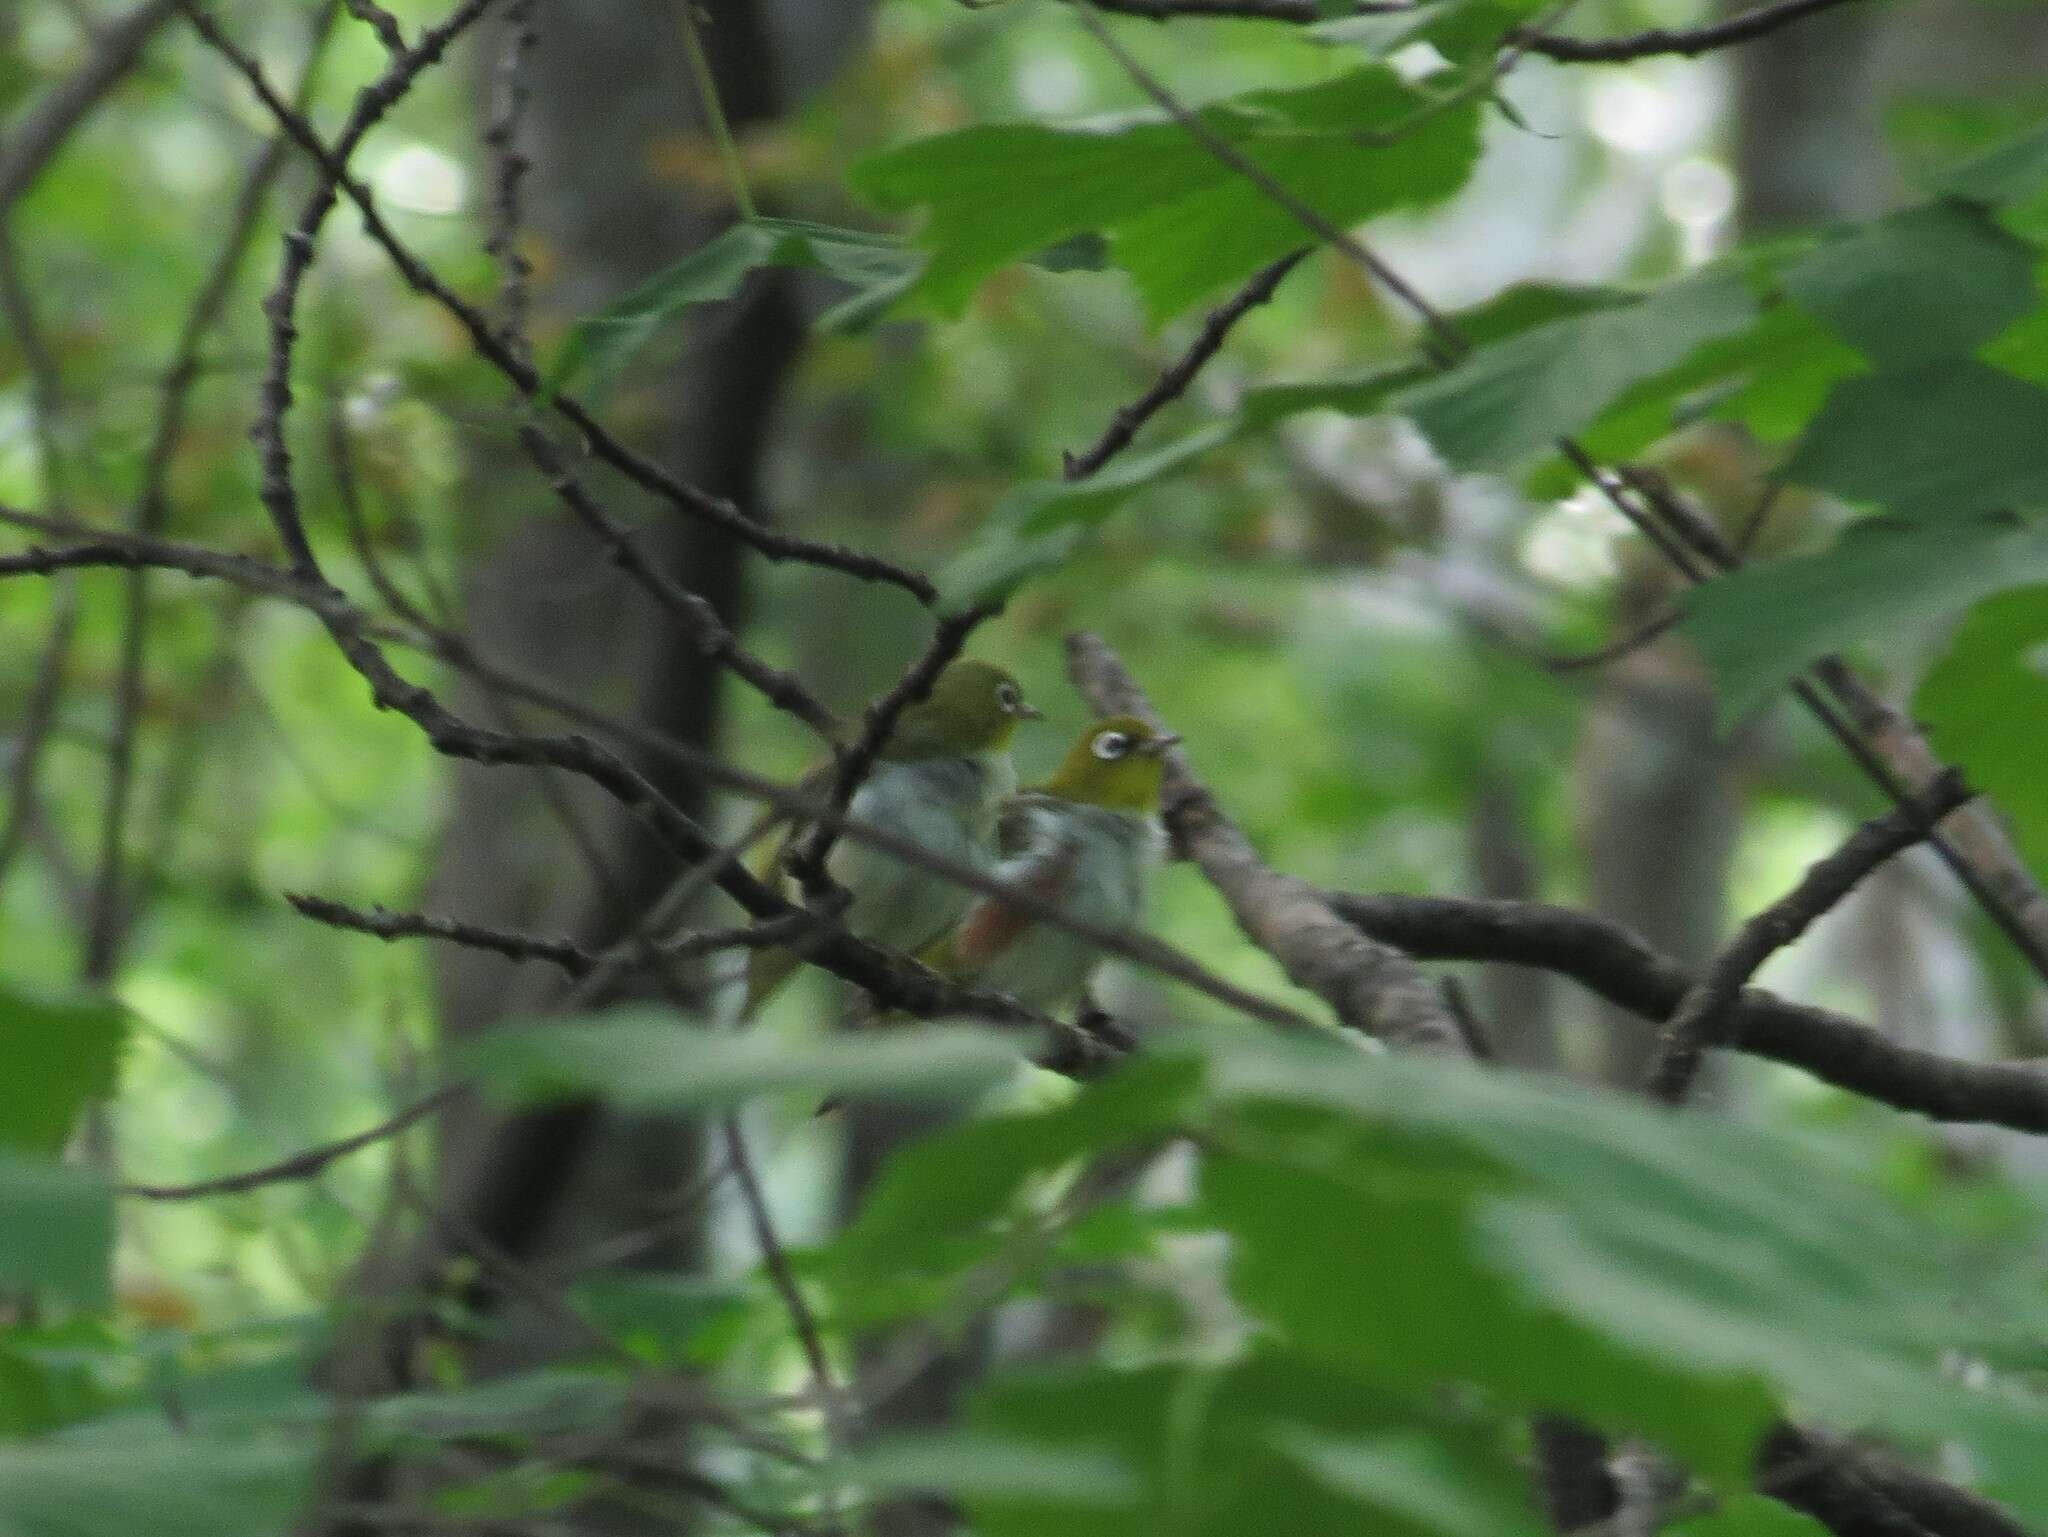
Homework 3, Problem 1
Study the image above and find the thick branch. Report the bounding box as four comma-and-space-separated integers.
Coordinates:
1332, 891, 2048, 1135
1067, 631, 1465, 1053
1518, 0, 1871, 61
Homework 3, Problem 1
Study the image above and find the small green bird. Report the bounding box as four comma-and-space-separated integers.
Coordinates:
743, 659, 1041, 1013
923, 714, 1176, 1015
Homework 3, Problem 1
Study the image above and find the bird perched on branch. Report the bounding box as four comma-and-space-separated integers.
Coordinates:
923, 714, 1175, 1015
742, 659, 1041, 1014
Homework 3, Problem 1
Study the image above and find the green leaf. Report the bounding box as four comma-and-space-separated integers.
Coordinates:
1939, 118, 2048, 207
0, 1154, 112, 1308
1666, 1494, 1833, 1536
1198, 1037, 2048, 1513
0, 985, 128, 1155
1392, 266, 1759, 470
854, 67, 1481, 323
1781, 360, 2048, 516
1783, 200, 2039, 367
1680, 516, 2048, 718
469, 1011, 1022, 1111
1273, 1427, 1546, 1537
844, 1431, 1143, 1508
0, 1429, 309, 1537
1914, 584, 2048, 883
544, 217, 917, 396
964, 1355, 1529, 1537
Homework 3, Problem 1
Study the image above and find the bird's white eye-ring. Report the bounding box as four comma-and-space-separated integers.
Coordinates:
997, 682, 1020, 710
1092, 730, 1131, 760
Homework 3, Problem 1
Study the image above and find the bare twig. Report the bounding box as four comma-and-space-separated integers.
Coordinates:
1645, 773, 1974, 1105
481, 0, 538, 354
119, 1081, 464, 1200
1078, 0, 1871, 64
0, 579, 80, 889
341, 0, 406, 52
1062, 249, 1306, 481
0, 0, 180, 218
517, 425, 839, 737
721, 1115, 848, 1481
1068, 630, 1464, 1052
1516, 0, 1871, 61
86, 3, 344, 986
181, 0, 940, 602
286, 892, 814, 979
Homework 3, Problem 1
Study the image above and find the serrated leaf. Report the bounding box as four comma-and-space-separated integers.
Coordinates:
1780, 360, 2048, 516
854, 67, 1481, 323
0, 1154, 112, 1308
544, 217, 917, 396
1914, 584, 2048, 884
1679, 516, 2048, 719
1392, 265, 1759, 470
0, 986, 128, 1155
1783, 200, 2038, 367
0, 1429, 308, 1537
469, 1011, 1021, 1111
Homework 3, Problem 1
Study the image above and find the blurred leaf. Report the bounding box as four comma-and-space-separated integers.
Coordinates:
962, 1354, 1531, 1537
1783, 200, 2038, 367
470, 1011, 1021, 1110
1914, 584, 2048, 883
845, 1430, 1143, 1507
0, 1154, 111, 1309
544, 217, 917, 396
0, 985, 128, 1154
1393, 266, 1758, 470
0, 1429, 309, 1537
1198, 1037, 2048, 1512
1780, 360, 2048, 516
1273, 1427, 1545, 1537
1680, 516, 2048, 718
855, 67, 1481, 322
572, 1273, 751, 1365
1667, 1495, 1832, 1536
1939, 118, 2048, 206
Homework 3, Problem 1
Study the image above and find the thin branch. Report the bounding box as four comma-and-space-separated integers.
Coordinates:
1517, 0, 1872, 61
1331, 891, 2048, 1135
341, 0, 406, 53
181, 0, 940, 602
1062, 249, 1306, 481
0, 578, 80, 889
285, 892, 814, 979
1645, 774, 1973, 1105
1078, 0, 1872, 64
517, 425, 838, 737
481, 0, 537, 355
721, 1115, 847, 1498
1075, 3, 1467, 367
1068, 630, 1466, 1053
85, 2, 344, 987
0, 0, 181, 218
119, 1081, 464, 1200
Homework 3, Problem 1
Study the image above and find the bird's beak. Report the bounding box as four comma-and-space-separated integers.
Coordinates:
1014, 701, 1045, 720
1138, 731, 1181, 756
